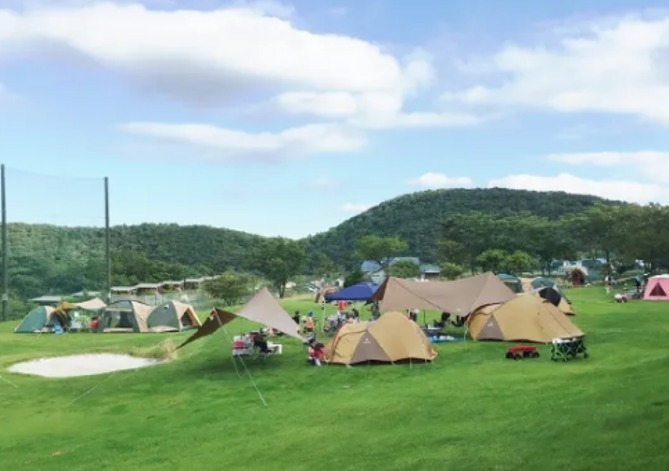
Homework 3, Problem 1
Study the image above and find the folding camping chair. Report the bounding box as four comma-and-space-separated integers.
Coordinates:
551, 337, 589, 362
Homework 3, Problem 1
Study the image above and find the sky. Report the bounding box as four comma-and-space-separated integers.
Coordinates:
1, 0, 669, 238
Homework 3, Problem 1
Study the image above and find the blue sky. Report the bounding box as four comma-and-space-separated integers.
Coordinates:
1, 0, 669, 238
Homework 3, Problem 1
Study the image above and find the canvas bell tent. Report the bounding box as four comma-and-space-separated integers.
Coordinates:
468, 294, 584, 344
96, 300, 154, 333
643, 275, 669, 301
323, 311, 437, 365
146, 301, 202, 332
15, 306, 70, 333
179, 288, 302, 349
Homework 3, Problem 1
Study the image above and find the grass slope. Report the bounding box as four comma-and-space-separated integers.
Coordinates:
1, 290, 668, 471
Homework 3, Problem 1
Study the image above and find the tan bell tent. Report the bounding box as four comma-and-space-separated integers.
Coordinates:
179, 287, 302, 348
96, 300, 153, 333
323, 311, 437, 365
468, 294, 584, 344
147, 301, 202, 332
371, 272, 515, 317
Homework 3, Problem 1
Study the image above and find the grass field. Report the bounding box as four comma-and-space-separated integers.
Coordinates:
1, 288, 668, 471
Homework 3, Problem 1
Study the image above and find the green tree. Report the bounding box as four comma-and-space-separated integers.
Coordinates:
502, 250, 537, 275
440, 262, 464, 280
343, 269, 365, 287
202, 271, 255, 306
388, 259, 420, 279
477, 249, 508, 273
356, 235, 408, 268
313, 253, 340, 279
253, 238, 306, 298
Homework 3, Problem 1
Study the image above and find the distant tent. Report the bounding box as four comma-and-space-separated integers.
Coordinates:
468, 294, 584, 343
324, 282, 378, 302
567, 268, 587, 287
323, 312, 437, 365
15, 306, 70, 333
179, 288, 302, 349
535, 286, 575, 315
96, 300, 154, 333
146, 301, 202, 332
371, 272, 515, 317
497, 274, 523, 293
74, 297, 107, 311
643, 275, 669, 301
531, 277, 556, 290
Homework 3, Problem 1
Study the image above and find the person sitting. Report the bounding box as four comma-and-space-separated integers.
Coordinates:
434, 311, 450, 328
305, 312, 315, 334
252, 331, 271, 356
307, 339, 325, 367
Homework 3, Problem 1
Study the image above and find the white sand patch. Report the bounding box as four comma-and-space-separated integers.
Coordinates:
7, 353, 165, 378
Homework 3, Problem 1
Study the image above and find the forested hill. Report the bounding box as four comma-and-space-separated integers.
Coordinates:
302, 188, 618, 268
3, 189, 619, 313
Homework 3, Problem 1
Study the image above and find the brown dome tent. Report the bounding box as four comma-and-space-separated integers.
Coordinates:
468, 294, 584, 344
324, 311, 437, 365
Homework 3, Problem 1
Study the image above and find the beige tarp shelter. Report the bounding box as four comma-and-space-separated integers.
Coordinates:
324, 312, 437, 365
371, 272, 516, 317
96, 300, 153, 333
75, 297, 107, 311
468, 294, 584, 343
179, 288, 302, 348
147, 301, 202, 332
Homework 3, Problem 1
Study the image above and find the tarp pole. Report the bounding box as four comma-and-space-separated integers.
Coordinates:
1, 164, 7, 322
216, 314, 267, 407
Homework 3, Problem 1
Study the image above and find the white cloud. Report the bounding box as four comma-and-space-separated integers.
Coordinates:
547, 151, 669, 182
233, 0, 295, 19
120, 121, 366, 160
444, 14, 669, 125
0, 3, 414, 105
408, 172, 474, 189
339, 203, 373, 213
488, 173, 667, 203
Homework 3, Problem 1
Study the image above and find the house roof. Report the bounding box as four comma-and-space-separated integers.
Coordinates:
135, 283, 162, 289
29, 295, 63, 304
111, 286, 137, 292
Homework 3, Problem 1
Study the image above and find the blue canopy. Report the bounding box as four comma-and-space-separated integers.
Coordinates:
324, 282, 379, 302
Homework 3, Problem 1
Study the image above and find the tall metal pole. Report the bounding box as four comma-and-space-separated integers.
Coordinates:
105, 177, 111, 304
1, 164, 8, 322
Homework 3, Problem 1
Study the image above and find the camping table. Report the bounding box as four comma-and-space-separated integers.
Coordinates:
551, 338, 589, 362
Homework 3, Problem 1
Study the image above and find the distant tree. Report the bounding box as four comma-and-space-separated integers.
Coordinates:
388, 259, 421, 279
502, 250, 537, 276
477, 249, 508, 273
356, 235, 408, 269
202, 271, 255, 306
440, 262, 464, 280
253, 238, 306, 298
343, 269, 365, 287
313, 253, 340, 279
437, 239, 468, 266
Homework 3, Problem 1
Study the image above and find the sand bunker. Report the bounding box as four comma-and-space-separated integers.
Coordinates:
7, 353, 165, 378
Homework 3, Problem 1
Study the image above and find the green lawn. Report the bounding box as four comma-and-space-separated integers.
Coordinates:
1, 289, 668, 471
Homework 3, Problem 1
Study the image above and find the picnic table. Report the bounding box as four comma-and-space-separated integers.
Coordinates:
505, 345, 539, 360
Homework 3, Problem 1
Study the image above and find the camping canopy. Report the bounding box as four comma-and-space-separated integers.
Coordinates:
371, 272, 515, 317
179, 288, 302, 348
497, 274, 523, 293
147, 301, 202, 332
324, 311, 437, 365
643, 275, 669, 301
15, 306, 69, 333
324, 282, 378, 302
468, 294, 584, 343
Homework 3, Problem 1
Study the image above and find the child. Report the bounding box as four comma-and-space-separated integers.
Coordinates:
305, 312, 315, 335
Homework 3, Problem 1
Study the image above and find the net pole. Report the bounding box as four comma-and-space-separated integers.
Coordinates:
1, 164, 7, 322
104, 177, 111, 304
